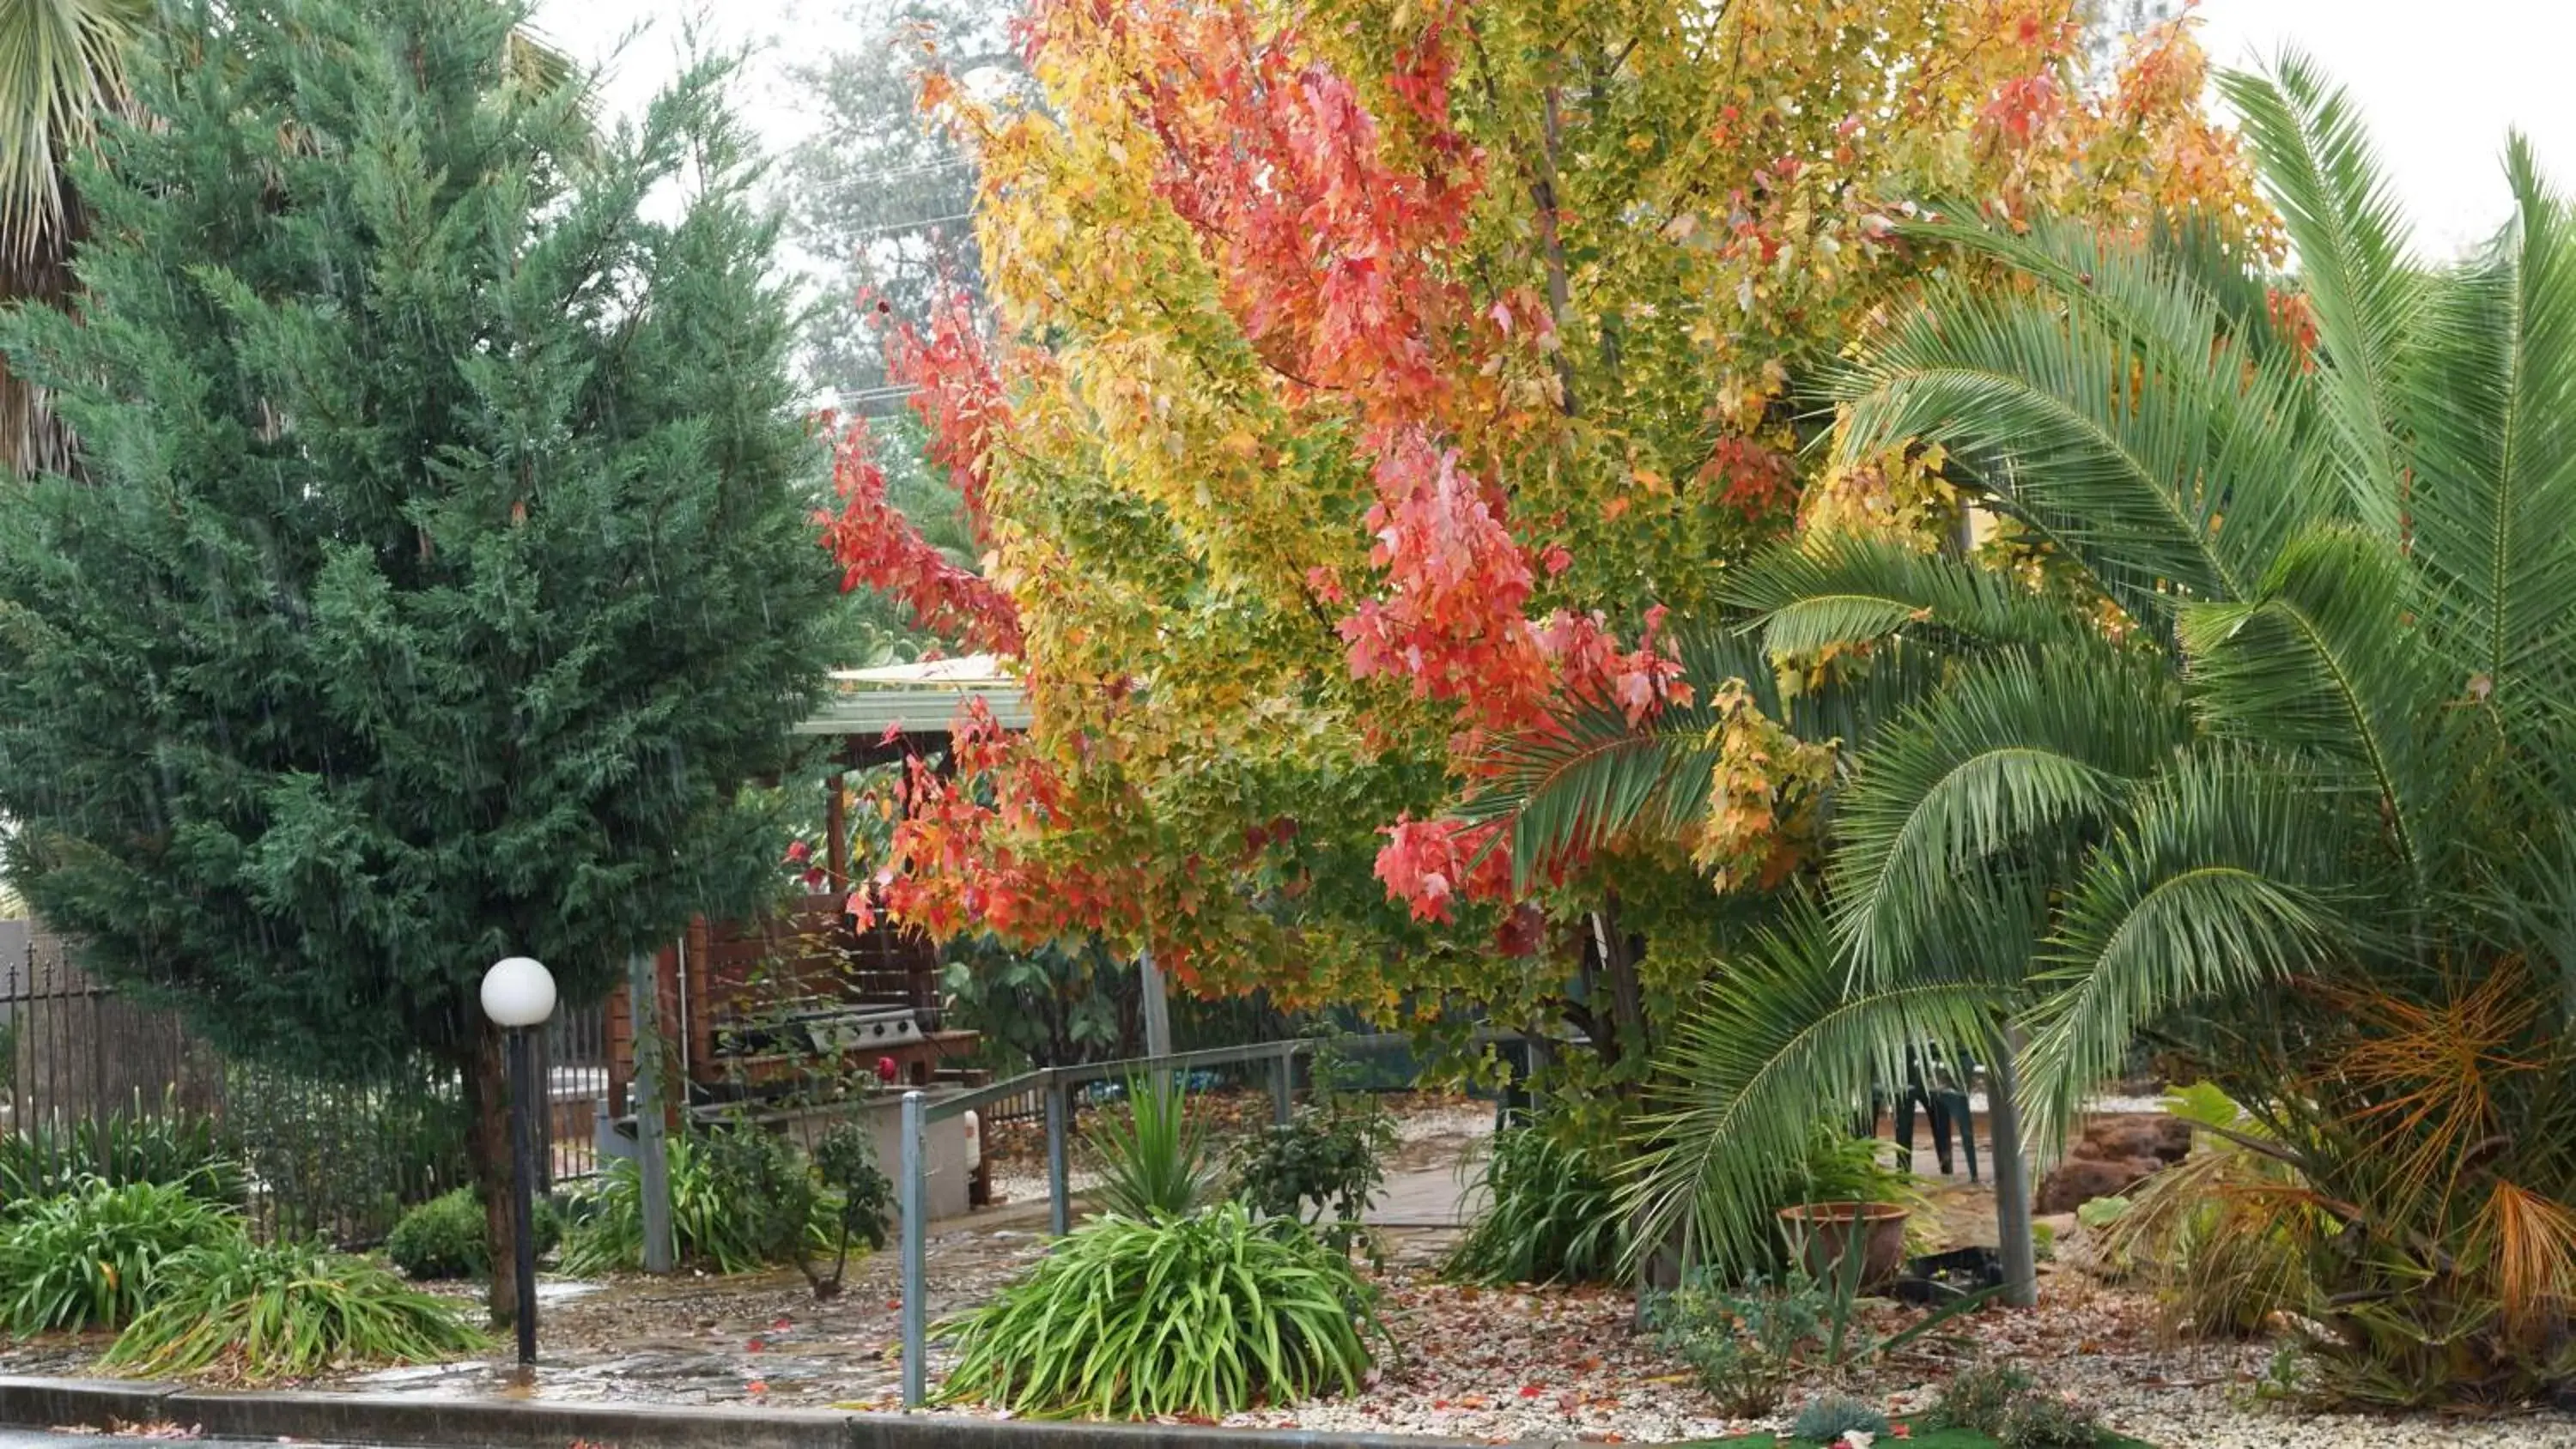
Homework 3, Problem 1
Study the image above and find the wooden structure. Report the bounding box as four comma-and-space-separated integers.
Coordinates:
605, 658, 1030, 1117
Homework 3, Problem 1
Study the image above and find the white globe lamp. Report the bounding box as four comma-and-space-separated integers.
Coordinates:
479, 954, 556, 1371
480, 955, 556, 1028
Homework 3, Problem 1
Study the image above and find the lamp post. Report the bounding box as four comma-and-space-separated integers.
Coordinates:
479, 955, 556, 1369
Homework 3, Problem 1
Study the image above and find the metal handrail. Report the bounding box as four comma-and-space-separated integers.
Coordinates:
917, 1034, 1312, 1124
890, 1028, 1480, 1406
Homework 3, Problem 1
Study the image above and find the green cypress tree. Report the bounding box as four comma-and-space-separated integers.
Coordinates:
0, 0, 841, 1311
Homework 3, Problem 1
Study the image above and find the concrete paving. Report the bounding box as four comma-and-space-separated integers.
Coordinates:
0, 1438, 358, 1449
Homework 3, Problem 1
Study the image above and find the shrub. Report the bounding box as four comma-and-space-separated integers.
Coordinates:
1997, 1391, 2105, 1449
222, 1064, 472, 1246
1930, 1360, 2036, 1434
0, 1099, 246, 1208
1230, 1070, 1394, 1252
937, 1201, 1380, 1418
0, 1179, 241, 1333
2099, 1087, 2313, 1343
1443, 1127, 1622, 1285
385, 1188, 562, 1281
1086, 1076, 1215, 1222
1640, 1270, 1831, 1418
799, 1122, 892, 1299
1790, 1393, 1890, 1442
103, 1238, 489, 1381
560, 1127, 831, 1276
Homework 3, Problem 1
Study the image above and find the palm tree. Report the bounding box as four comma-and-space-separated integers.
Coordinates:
1484, 57, 2576, 1402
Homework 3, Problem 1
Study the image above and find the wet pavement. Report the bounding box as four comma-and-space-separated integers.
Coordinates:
0, 1095, 1497, 1412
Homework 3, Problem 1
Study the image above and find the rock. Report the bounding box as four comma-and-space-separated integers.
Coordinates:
2072, 1113, 2192, 1165
2035, 1154, 2160, 1215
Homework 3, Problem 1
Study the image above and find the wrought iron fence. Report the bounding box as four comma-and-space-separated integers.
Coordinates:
1, 920, 606, 1246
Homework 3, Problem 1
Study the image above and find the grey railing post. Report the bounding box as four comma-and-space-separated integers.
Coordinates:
1043, 1075, 1071, 1237
900, 1088, 927, 1408
624, 952, 675, 1275
1270, 1045, 1294, 1125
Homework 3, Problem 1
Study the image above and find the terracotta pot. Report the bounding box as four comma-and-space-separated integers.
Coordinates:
1777, 1200, 1911, 1290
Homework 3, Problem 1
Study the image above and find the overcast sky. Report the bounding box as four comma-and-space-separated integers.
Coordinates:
526, 0, 2576, 261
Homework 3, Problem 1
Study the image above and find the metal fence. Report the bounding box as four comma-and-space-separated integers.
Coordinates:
890, 1031, 1501, 1406
1, 919, 607, 1246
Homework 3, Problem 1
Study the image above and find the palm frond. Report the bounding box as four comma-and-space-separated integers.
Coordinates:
2402, 136, 2576, 737
0, 0, 148, 268
2219, 56, 2421, 533
2176, 523, 2443, 884
1723, 531, 2080, 658
1826, 648, 2188, 990
2020, 752, 2360, 1158
1461, 622, 1772, 882
1625, 894, 2004, 1275
1833, 258, 2282, 627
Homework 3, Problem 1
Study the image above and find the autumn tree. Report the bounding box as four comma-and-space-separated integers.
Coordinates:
823, 0, 2268, 1078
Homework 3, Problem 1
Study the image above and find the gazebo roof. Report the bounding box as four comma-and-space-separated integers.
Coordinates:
794, 653, 1032, 741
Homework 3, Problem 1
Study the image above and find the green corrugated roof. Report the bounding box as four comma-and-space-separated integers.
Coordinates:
794, 655, 1031, 737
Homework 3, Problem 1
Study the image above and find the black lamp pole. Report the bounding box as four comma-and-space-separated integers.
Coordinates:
507, 1023, 539, 1367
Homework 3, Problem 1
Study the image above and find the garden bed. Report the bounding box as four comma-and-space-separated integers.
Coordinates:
9, 1236, 2575, 1448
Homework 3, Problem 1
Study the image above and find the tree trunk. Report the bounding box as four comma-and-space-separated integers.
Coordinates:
465, 1016, 521, 1326
1591, 899, 1647, 1073
1985, 1029, 2038, 1309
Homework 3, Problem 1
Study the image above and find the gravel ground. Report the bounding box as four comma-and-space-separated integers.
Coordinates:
1206, 1261, 2576, 1447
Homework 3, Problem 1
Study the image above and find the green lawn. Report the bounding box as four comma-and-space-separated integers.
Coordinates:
1679, 1430, 2156, 1448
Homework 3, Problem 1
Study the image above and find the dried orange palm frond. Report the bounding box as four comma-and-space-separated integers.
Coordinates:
2327, 964, 2542, 1210
2476, 1180, 2576, 1344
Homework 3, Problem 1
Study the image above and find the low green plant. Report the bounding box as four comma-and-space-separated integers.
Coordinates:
1789, 1392, 1890, 1441
0, 1097, 246, 1208
1997, 1390, 2105, 1449
0, 1179, 241, 1333
1443, 1126, 1622, 1285
1230, 1059, 1395, 1253
937, 1201, 1380, 1418
103, 1238, 489, 1381
1930, 1360, 2036, 1434
1640, 1270, 1831, 1417
560, 1127, 834, 1276
799, 1122, 892, 1299
2074, 1196, 2132, 1229
385, 1187, 561, 1280
1795, 1123, 1917, 1207
1646, 1256, 1986, 1420
1085, 1076, 1215, 1222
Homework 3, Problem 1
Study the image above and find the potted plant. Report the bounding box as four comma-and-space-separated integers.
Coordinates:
1777, 1125, 1917, 1290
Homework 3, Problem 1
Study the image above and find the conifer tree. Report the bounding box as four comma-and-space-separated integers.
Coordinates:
0, 0, 840, 1316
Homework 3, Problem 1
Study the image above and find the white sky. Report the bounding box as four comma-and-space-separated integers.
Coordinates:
528, 0, 2576, 261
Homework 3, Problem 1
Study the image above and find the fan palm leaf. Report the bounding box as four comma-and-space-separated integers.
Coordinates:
0, 0, 149, 476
